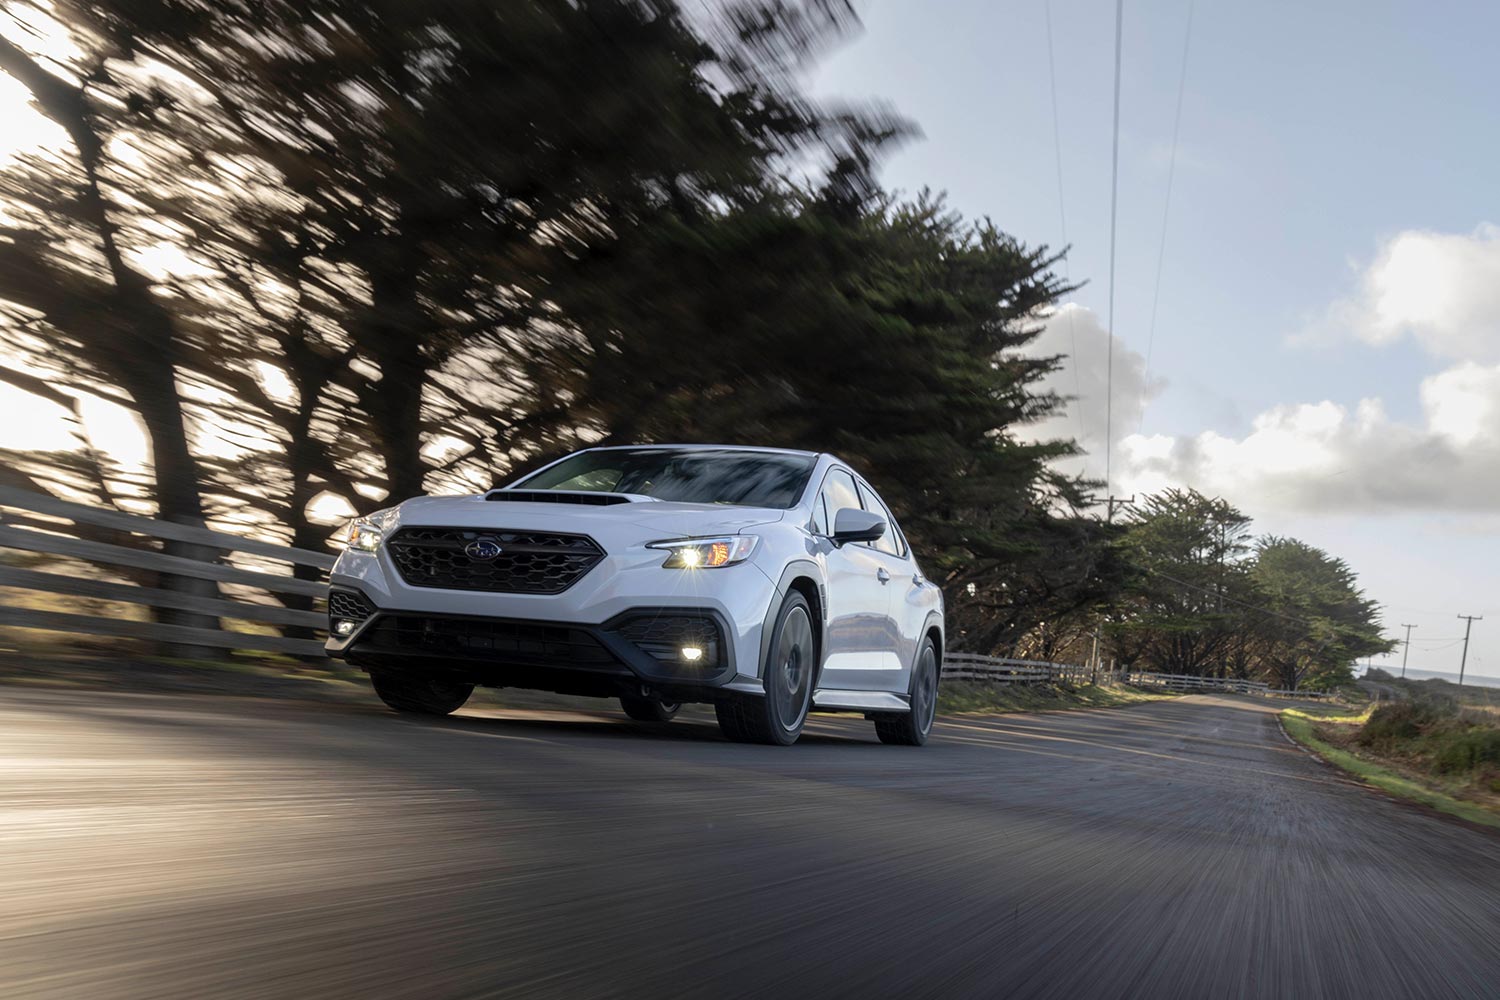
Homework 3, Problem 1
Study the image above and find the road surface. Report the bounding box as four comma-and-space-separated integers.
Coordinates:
1, 688, 1497, 999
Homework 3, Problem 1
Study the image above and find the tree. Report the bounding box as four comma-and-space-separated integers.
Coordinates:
0, 0, 886, 634
1249, 536, 1390, 691
1109, 489, 1256, 675
544, 189, 1104, 649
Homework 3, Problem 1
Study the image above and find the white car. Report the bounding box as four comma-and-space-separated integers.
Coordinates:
325, 445, 944, 745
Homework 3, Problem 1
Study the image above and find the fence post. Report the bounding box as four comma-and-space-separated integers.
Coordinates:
155, 523, 224, 660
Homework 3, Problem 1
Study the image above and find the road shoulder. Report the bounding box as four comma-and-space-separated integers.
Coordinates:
1279, 708, 1500, 830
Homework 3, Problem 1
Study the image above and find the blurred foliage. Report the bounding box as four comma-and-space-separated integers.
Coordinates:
0, 0, 1382, 663
1102, 489, 1390, 689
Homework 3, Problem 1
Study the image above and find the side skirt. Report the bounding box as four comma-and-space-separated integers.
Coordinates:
811, 689, 909, 712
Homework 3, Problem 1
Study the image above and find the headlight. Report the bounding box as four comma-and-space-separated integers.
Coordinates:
344, 508, 395, 553
646, 535, 758, 569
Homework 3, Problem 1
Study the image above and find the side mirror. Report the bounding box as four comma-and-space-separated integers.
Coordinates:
831, 508, 887, 546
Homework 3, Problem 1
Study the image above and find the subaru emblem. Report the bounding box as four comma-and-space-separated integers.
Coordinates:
464, 537, 504, 561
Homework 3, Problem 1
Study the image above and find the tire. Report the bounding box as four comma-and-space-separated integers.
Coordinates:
369, 669, 473, 716
874, 636, 939, 746
717, 591, 816, 746
620, 694, 680, 723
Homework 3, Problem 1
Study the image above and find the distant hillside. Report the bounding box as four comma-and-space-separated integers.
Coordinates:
1363, 667, 1500, 698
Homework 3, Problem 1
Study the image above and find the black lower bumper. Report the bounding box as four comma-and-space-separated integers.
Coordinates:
328, 596, 737, 701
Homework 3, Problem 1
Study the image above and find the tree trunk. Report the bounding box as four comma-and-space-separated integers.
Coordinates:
356, 252, 429, 503
0, 36, 219, 657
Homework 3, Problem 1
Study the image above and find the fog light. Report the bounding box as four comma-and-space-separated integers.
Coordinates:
680, 645, 704, 662
334, 620, 356, 637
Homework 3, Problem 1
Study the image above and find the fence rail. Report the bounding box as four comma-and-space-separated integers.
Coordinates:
0, 487, 331, 658
941, 654, 1332, 700
1127, 671, 1332, 699
942, 652, 1107, 686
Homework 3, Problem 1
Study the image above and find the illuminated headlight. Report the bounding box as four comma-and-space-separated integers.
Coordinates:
646, 535, 758, 569
344, 508, 395, 553
333, 620, 357, 637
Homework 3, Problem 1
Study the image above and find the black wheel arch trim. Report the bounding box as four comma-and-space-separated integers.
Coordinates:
920, 610, 945, 672
757, 559, 825, 685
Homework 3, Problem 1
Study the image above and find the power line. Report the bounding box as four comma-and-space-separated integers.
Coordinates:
1150, 569, 1317, 627
1104, 0, 1124, 496
1407, 639, 1463, 653
1138, 0, 1194, 434
1043, 0, 1084, 442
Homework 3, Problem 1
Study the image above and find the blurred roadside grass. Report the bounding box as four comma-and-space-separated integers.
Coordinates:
1282, 703, 1500, 828
938, 680, 1175, 715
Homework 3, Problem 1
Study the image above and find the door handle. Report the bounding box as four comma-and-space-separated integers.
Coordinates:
876, 567, 890, 584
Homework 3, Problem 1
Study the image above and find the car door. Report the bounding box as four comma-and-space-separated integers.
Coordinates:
856, 479, 925, 694
815, 468, 904, 691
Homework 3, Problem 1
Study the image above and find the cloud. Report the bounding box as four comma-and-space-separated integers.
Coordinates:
1117, 361, 1500, 514
1020, 303, 1165, 481
1317, 224, 1500, 361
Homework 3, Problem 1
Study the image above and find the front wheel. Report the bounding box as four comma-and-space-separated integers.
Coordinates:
717, 591, 816, 745
369, 669, 473, 716
874, 637, 939, 746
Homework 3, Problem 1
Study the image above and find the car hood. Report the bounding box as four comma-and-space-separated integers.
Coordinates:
386, 494, 788, 550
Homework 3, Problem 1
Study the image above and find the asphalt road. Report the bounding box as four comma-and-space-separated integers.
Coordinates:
2, 688, 1498, 1000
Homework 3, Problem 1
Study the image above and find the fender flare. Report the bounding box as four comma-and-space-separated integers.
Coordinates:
755, 558, 825, 680
919, 609, 946, 675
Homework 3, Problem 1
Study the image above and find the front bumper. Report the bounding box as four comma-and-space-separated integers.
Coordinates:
323, 532, 783, 699
328, 595, 740, 698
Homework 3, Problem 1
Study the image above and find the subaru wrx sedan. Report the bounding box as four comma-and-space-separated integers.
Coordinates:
325, 445, 943, 745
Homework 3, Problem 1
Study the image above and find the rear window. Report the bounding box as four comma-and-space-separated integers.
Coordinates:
512, 448, 815, 508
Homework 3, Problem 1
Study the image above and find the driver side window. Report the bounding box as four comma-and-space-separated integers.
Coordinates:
816, 468, 863, 535
857, 481, 905, 557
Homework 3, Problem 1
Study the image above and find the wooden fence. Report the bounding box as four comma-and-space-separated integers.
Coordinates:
0, 486, 332, 658
942, 652, 1110, 686
1127, 671, 1332, 699
942, 654, 1332, 700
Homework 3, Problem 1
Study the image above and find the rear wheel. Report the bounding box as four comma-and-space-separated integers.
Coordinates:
874, 636, 939, 746
369, 669, 473, 716
717, 591, 815, 746
620, 694, 680, 723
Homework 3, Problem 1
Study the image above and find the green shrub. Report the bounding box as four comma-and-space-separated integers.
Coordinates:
1357, 700, 1453, 748
1431, 729, 1500, 775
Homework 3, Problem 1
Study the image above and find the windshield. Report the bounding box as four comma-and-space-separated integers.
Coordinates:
512, 448, 815, 508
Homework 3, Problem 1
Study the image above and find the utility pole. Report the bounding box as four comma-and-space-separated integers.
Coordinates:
1399, 623, 1416, 679
1456, 614, 1483, 688
1104, 495, 1135, 523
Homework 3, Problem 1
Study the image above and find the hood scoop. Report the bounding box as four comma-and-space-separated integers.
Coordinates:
483, 490, 650, 506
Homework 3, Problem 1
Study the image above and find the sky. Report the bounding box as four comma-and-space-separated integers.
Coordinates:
811, 0, 1500, 683
3, 0, 1499, 683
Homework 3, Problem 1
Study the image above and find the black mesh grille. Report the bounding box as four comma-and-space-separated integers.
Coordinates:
609, 613, 722, 665
358, 614, 618, 666
386, 527, 604, 593
329, 589, 374, 624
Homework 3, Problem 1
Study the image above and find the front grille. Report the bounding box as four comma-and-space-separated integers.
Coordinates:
386, 527, 604, 593
329, 589, 374, 624
609, 612, 722, 666
358, 614, 618, 667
